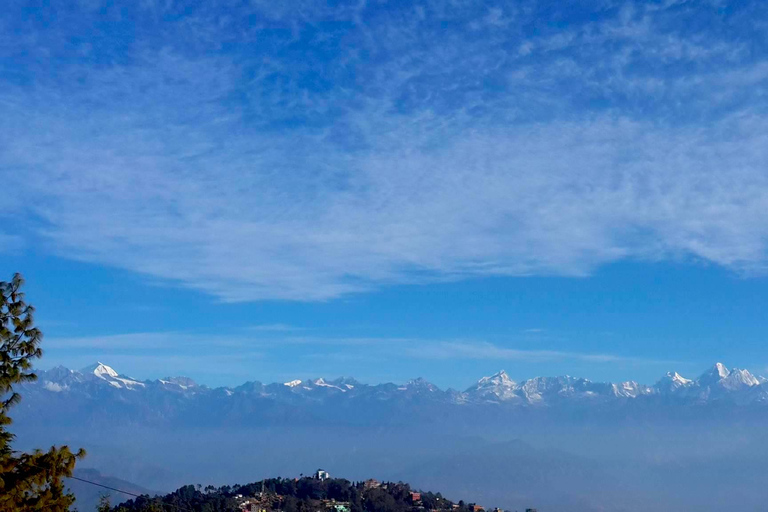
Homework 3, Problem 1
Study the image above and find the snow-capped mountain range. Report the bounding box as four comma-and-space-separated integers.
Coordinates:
27, 361, 768, 406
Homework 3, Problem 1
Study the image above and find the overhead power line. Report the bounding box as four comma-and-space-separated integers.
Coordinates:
10, 452, 197, 512
64, 472, 198, 512
67, 473, 147, 499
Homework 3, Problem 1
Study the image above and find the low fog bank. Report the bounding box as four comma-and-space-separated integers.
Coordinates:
13, 418, 768, 512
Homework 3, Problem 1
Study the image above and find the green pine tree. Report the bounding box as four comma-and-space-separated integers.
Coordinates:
98, 495, 112, 512
0, 273, 86, 511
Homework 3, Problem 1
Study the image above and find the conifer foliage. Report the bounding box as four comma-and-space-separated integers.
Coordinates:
0, 273, 85, 511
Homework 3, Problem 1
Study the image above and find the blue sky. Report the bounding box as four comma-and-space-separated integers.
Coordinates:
2, 0, 768, 388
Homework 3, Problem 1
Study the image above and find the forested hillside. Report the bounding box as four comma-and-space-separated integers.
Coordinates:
109, 476, 505, 512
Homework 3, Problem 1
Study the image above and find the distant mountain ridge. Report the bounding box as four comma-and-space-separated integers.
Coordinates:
16, 362, 768, 512
67, 468, 158, 512
26, 361, 768, 409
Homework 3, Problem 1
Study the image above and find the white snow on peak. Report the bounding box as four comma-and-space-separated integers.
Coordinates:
697, 363, 735, 387
83, 362, 119, 379
313, 378, 347, 391
713, 362, 730, 379
668, 372, 693, 385
406, 378, 436, 390
477, 370, 516, 387
612, 381, 651, 398
722, 368, 761, 389
160, 380, 189, 390
469, 370, 520, 401
79, 362, 145, 389
653, 372, 693, 394
284, 379, 302, 387
118, 377, 145, 388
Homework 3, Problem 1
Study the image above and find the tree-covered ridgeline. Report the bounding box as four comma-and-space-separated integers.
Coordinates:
0, 273, 86, 511
111, 477, 498, 512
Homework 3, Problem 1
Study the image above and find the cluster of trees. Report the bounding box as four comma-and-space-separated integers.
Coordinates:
0, 273, 86, 511
110, 477, 476, 512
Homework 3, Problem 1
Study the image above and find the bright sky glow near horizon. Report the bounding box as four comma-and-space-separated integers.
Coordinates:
2, 1, 768, 388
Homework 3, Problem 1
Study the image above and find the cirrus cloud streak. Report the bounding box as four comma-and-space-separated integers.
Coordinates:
2, 1, 768, 300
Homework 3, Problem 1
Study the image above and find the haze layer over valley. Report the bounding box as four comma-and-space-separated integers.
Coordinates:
14, 362, 768, 512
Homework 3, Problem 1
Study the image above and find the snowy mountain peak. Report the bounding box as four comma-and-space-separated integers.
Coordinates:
654, 371, 693, 393
476, 370, 515, 387
42, 365, 75, 381
405, 377, 438, 391
329, 377, 360, 389
612, 381, 652, 398
668, 372, 692, 384
161, 376, 198, 389
722, 368, 761, 389
311, 378, 348, 392
30, 362, 768, 408
466, 370, 519, 401
82, 362, 119, 379
77, 362, 145, 390
494, 369, 512, 381
713, 362, 730, 378
697, 363, 733, 387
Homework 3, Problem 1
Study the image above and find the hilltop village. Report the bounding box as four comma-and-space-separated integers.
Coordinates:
110, 471, 538, 512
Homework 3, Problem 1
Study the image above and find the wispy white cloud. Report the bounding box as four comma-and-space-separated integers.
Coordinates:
45, 332, 254, 350
403, 341, 672, 365
44, 332, 405, 350
2, 1, 768, 300
46, 331, 667, 365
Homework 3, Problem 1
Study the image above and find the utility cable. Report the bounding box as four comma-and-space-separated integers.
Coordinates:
9, 452, 198, 512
